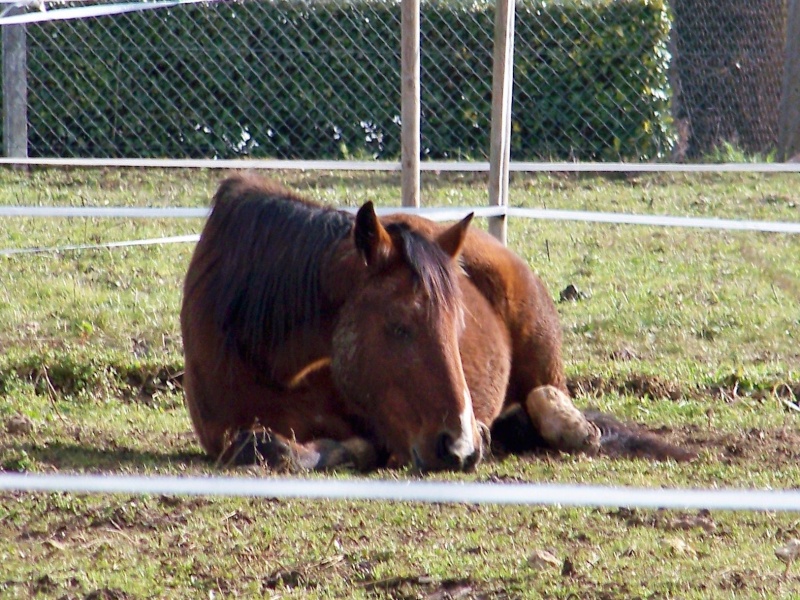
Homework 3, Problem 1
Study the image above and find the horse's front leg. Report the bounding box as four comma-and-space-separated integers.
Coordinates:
226, 430, 380, 472
494, 386, 695, 462
524, 386, 600, 452
491, 386, 600, 454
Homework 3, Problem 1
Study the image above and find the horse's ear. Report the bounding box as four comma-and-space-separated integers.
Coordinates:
436, 212, 473, 259
354, 201, 394, 266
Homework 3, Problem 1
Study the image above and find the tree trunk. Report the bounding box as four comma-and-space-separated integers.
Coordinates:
672, 0, 786, 158
778, 0, 800, 161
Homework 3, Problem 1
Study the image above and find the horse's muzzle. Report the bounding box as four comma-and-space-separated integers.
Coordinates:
412, 430, 483, 473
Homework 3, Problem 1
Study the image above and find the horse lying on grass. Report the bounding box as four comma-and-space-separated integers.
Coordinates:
181, 174, 694, 473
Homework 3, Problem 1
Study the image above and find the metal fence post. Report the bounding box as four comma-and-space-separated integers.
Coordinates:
488, 0, 515, 244
401, 0, 420, 208
3, 6, 28, 159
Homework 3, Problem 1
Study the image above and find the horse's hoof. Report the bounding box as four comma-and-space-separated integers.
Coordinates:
525, 386, 600, 453
310, 437, 379, 471
228, 430, 297, 471
341, 437, 381, 471
386, 451, 411, 469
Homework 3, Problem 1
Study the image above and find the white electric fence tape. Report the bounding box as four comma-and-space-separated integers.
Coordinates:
3, 157, 800, 172
0, 206, 209, 218
0, 233, 200, 256
0, 0, 214, 25
2, 473, 800, 511
505, 208, 800, 234
1, 205, 798, 257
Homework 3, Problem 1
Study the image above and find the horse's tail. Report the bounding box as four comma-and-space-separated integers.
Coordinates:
583, 409, 696, 462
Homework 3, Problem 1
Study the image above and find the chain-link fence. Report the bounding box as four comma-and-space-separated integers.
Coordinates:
671, 0, 787, 159
4, 0, 790, 161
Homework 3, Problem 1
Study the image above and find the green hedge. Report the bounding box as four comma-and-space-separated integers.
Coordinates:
25, 0, 672, 160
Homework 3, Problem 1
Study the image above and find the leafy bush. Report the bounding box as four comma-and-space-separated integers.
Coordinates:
23, 0, 672, 160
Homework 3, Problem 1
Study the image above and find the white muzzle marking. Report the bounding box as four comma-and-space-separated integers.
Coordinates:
448, 390, 476, 459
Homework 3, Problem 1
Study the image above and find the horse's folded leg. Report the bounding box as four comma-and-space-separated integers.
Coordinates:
227, 430, 379, 472
490, 404, 548, 454
226, 430, 298, 471
492, 388, 695, 461
525, 385, 601, 453
304, 437, 380, 472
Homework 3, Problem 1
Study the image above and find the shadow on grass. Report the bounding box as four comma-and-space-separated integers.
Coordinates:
11, 441, 208, 472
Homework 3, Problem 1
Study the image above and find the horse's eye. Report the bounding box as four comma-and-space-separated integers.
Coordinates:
387, 322, 413, 341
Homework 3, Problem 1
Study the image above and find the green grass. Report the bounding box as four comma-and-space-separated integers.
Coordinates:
1, 167, 800, 598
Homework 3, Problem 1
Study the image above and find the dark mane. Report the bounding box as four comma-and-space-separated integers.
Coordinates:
193, 176, 460, 371
385, 222, 460, 312
202, 176, 353, 364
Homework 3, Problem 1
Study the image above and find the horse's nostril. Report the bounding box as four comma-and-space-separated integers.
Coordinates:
463, 444, 481, 471
435, 431, 454, 462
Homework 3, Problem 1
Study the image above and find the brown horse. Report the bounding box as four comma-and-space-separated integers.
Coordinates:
181, 174, 693, 473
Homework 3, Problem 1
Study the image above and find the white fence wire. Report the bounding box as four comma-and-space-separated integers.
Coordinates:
3, 157, 800, 171
3, 474, 800, 512
2, 205, 800, 258
0, 0, 210, 25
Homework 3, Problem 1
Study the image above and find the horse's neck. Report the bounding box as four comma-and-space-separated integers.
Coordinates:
248, 317, 334, 386
254, 242, 361, 387
319, 240, 366, 308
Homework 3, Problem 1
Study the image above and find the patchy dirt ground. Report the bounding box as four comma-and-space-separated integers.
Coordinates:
494, 420, 800, 473
2, 372, 800, 599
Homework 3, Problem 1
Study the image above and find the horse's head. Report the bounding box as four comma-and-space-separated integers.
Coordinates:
331, 202, 481, 472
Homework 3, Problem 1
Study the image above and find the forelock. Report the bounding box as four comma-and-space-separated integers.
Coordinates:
385, 223, 460, 311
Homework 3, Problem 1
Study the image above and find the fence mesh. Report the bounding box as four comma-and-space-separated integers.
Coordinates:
5, 0, 789, 161
671, 0, 787, 160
